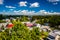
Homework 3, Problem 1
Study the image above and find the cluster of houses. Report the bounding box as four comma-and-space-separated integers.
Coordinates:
21, 20, 60, 40
22, 17, 60, 40
0, 17, 60, 40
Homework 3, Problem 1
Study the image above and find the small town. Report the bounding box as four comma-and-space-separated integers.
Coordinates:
0, 15, 60, 40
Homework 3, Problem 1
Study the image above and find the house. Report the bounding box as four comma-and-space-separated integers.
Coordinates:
40, 25, 51, 32
47, 30, 60, 40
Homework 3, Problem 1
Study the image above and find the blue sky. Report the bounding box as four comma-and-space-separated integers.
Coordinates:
0, 0, 60, 15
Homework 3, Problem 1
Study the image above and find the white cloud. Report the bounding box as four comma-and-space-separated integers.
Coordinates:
20, 10, 35, 14
28, 11, 35, 14
30, 2, 39, 7
37, 10, 48, 14
0, 0, 3, 4
21, 10, 28, 13
37, 10, 60, 15
1, 10, 60, 15
14, 10, 21, 13
13, 10, 35, 15
5, 6, 16, 8
19, 1, 27, 6
13, 10, 51, 15
47, 0, 60, 5
48, 0, 60, 2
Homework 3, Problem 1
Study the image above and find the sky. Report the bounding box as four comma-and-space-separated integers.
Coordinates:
0, 0, 60, 15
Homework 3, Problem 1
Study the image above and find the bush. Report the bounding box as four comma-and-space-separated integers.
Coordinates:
0, 20, 48, 40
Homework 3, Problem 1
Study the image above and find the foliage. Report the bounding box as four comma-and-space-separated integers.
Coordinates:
32, 15, 60, 27
20, 16, 29, 22
0, 20, 48, 40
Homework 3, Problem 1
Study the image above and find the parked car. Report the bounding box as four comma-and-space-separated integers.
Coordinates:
47, 35, 55, 40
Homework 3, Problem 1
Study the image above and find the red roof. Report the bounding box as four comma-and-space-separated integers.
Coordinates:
26, 23, 33, 27
7, 23, 14, 28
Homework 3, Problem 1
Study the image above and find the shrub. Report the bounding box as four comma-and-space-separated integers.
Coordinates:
0, 20, 48, 40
